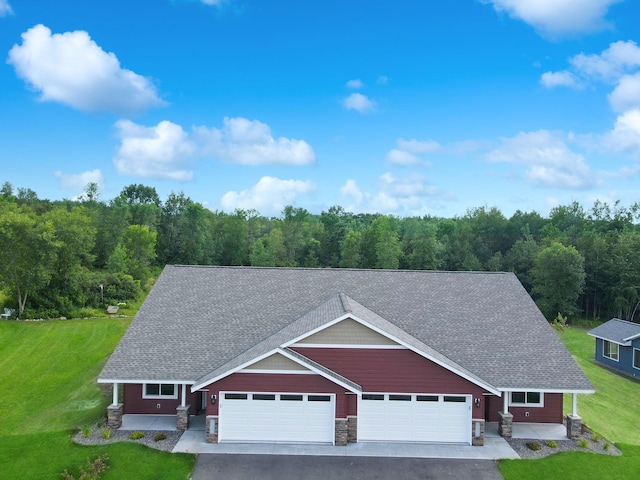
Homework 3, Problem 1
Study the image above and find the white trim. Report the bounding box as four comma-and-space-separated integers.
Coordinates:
191, 347, 361, 393
237, 369, 315, 375
572, 393, 578, 417
588, 333, 630, 346
98, 379, 194, 385
290, 343, 407, 349
283, 313, 501, 396
603, 340, 620, 362
112, 383, 118, 406
498, 388, 595, 394
142, 383, 179, 400
633, 348, 640, 371
623, 332, 640, 342
508, 391, 544, 408
181, 384, 187, 407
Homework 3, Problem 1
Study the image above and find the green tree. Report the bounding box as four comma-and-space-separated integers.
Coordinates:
0, 204, 58, 315
119, 225, 157, 284
250, 229, 287, 267
531, 242, 586, 319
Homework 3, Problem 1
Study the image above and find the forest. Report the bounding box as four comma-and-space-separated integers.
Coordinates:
1, 181, 639, 324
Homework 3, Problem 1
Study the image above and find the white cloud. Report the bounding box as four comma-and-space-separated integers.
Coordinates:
483, 0, 620, 37
200, 0, 224, 4
0, 0, 13, 16
54, 169, 104, 190
7, 24, 166, 115
396, 138, 442, 154
340, 173, 441, 215
570, 40, 640, 82
346, 79, 364, 89
385, 138, 440, 166
342, 93, 375, 114
602, 109, 640, 153
540, 71, 581, 89
608, 73, 640, 113
376, 75, 389, 85
385, 149, 422, 166
194, 117, 316, 166
220, 176, 315, 216
486, 130, 596, 189
114, 120, 196, 181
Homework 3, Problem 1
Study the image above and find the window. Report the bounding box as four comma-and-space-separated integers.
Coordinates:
389, 395, 411, 401
308, 395, 331, 402
253, 394, 275, 400
634, 349, 640, 370
280, 394, 303, 401
224, 393, 247, 400
603, 340, 619, 361
143, 383, 177, 399
362, 394, 384, 401
444, 396, 466, 403
416, 395, 438, 402
509, 391, 543, 407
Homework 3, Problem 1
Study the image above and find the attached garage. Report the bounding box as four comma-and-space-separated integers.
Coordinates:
218, 392, 335, 444
358, 394, 471, 444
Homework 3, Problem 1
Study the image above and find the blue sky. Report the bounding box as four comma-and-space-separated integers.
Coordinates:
1, 0, 640, 217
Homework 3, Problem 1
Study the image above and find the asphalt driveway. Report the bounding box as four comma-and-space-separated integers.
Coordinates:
191, 454, 503, 480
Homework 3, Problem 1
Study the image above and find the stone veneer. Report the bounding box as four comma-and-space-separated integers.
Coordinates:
347, 416, 358, 443
498, 411, 513, 438
205, 416, 218, 443
566, 414, 583, 439
176, 405, 190, 431
335, 419, 348, 446
107, 403, 123, 429
472, 419, 485, 446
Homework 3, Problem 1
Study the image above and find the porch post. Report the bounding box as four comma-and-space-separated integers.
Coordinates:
112, 382, 118, 405
572, 393, 578, 416
498, 391, 513, 438
181, 383, 187, 407
503, 392, 509, 414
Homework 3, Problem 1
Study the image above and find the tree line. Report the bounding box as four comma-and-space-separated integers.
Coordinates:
1, 181, 639, 324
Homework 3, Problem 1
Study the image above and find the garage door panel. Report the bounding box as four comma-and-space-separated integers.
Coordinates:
219, 392, 334, 444
359, 394, 470, 444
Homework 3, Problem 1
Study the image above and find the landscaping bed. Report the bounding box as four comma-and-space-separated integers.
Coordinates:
507, 430, 621, 459
73, 425, 183, 453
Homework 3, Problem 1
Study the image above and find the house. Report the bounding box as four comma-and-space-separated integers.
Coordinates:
588, 318, 640, 378
98, 266, 593, 446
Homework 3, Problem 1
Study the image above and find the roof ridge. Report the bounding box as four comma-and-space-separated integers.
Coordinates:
338, 293, 352, 313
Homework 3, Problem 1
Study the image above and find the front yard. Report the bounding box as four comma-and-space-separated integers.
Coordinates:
499, 326, 640, 479
0, 319, 195, 480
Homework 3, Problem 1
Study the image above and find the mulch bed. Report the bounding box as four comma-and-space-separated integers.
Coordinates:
72, 424, 183, 453
506, 429, 621, 459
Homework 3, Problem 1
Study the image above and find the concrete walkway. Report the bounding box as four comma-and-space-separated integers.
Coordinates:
119, 414, 569, 460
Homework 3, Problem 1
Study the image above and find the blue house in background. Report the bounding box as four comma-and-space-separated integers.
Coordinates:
588, 319, 640, 379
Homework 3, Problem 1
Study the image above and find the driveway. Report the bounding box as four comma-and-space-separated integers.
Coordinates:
191, 454, 503, 480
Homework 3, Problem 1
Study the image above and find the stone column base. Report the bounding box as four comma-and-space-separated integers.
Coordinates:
498, 411, 513, 438
472, 419, 485, 446
205, 416, 218, 443
107, 403, 123, 429
177, 405, 190, 431
347, 416, 358, 443
335, 419, 348, 446
566, 414, 583, 439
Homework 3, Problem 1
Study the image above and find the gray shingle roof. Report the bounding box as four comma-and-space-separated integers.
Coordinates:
99, 266, 593, 392
588, 318, 640, 345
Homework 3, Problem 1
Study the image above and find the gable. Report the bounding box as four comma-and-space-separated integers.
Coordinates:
243, 353, 309, 371
295, 318, 401, 347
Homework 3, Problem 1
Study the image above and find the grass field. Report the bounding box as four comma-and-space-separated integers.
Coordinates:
0, 319, 195, 480
500, 326, 640, 480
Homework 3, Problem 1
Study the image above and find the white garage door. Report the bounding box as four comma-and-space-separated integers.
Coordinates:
358, 394, 471, 444
218, 392, 335, 444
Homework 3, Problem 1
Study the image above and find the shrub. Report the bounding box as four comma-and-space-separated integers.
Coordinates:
100, 428, 111, 440
62, 454, 109, 480
577, 438, 589, 448
604, 442, 610, 450
545, 440, 558, 448
552, 313, 568, 333
80, 424, 92, 438
591, 432, 600, 442
154, 433, 167, 442
526, 441, 542, 451
129, 431, 144, 440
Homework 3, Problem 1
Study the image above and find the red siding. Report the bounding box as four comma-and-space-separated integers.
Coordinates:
123, 384, 200, 415
485, 393, 564, 423
206, 373, 350, 417
292, 347, 485, 394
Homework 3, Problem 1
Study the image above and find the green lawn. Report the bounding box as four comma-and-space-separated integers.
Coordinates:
500, 326, 640, 480
0, 319, 195, 480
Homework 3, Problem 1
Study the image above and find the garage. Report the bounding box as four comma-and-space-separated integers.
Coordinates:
218, 392, 335, 443
358, 394, 471, 444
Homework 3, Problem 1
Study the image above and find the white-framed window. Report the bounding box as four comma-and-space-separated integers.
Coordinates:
603, 340, 619, 361
143, 383, 178, 399
634, 349, 640, 370
509, 391, 544, 407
